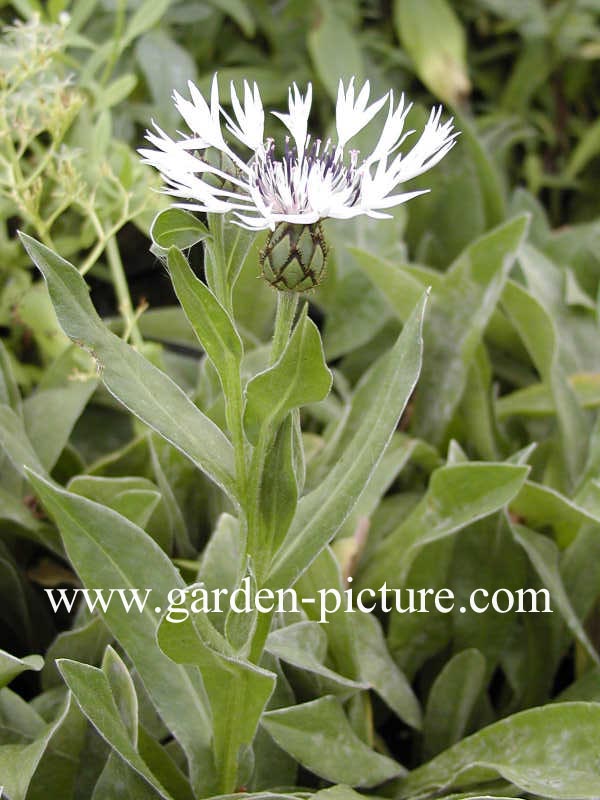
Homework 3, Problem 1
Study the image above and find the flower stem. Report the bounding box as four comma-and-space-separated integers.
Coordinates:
223, 359, 247, 498
270, 291, 299, 365
245, 291, 300, 615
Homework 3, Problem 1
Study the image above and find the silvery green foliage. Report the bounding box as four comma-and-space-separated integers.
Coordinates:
2, 0, 600, 798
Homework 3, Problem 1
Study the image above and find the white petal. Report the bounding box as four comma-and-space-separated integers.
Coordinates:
272, 82, 312, 160
224, 79, 264, 150
335, 78, 388, 149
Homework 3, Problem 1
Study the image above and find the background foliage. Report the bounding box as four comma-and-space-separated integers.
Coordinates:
2, 0, 600, 798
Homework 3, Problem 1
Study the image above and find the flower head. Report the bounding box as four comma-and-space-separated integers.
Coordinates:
139, 75, 458, 232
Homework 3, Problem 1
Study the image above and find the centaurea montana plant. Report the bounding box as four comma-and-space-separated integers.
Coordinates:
17, 75, 456, 795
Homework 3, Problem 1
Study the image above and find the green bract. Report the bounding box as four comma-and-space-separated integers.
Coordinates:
260, 222, 328, 292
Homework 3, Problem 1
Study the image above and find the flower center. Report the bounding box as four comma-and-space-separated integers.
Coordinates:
251, 138, 363, 215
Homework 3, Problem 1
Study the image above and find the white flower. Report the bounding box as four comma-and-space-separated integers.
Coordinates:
139, 75, 458, 231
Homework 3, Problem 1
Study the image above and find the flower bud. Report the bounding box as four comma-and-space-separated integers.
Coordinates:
260, 221, 328, 292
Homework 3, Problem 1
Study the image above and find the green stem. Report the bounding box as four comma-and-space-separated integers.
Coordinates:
105, 236, 143, 348
223, 360, 247, 499
249, 609, 274, 663
100, 0, 127, 86
270, 291, 299, 365
245, 291, 300, 625
245, 426, 271, 580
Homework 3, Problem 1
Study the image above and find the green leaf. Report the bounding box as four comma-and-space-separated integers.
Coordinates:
267, 292, 428, 591
123, 0, 172, 45
157, 610, 275, 793
452, 108, 506, 227
136, 31, 199, 130
0, 402, 48, 477
224, 563, 258, 655
501, 259, 589, 487
358, 462, 529, 588
42, 615, 111, 689
497, 373, 600, 419
0, 650, 43, 689
307, 0, 364, 101
354, 613, 422, 730
244, 306, 332, 445
266, 621, 367, 695
398, 702, 600, 799
0, 693, 82, 800
95, 73, 138, 110
0, 340, 22, 413
262, 696, 404, 788
168, 246, 243, 383
58, 659, 171, 799
25, 471, 215, 795
148, 436, 193, 556
138, 726, 195, 800
198, 512, 241, 603
150, 210, 209, 251
102, 646, 139, 744
566, 117, 600, 179
0, 482, 61, 552
422, 649, 486, 760
205, 213, 255, 297
350, 248, 429, 324
19, 233, 237, 502
449, 517, 528, 676
68, 474, 161, 524
23, 347, 97, 471
258, 415, 298, 556
206, 0, 255, 37
92, 752, 166, 800
509, 480, 600, 548
294, 546, 362, 683
394, 0, 470, 104
509, 521, 599, 665
27, 689, 89, 799
322, 269, 390, 360
412, 215, 529, 446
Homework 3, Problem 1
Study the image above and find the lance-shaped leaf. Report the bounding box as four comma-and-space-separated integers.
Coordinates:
25, 471, 216, 796
265, 622, 368, 695
422, 648, 486, 760
501, 269, 589, 488
262, 696, 404, 788
158, 610, 275, 793
19, 233, 237, 502
0, 692, 84, 800
168, 246, 243, 387
259, 415, 298, 557
0, 404, 47, 479
398, 702, 600, 799
23, 346, 97, 471
412, 215, 528, 447
0, 649, 43, 689
509, 521, 599, 666
244, 305, 332, 444
358, 462, 529, 589
354, 613, 422, 730
58, 658, 172, 799
267, 292, 427, 591
394, 0, 470, 105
